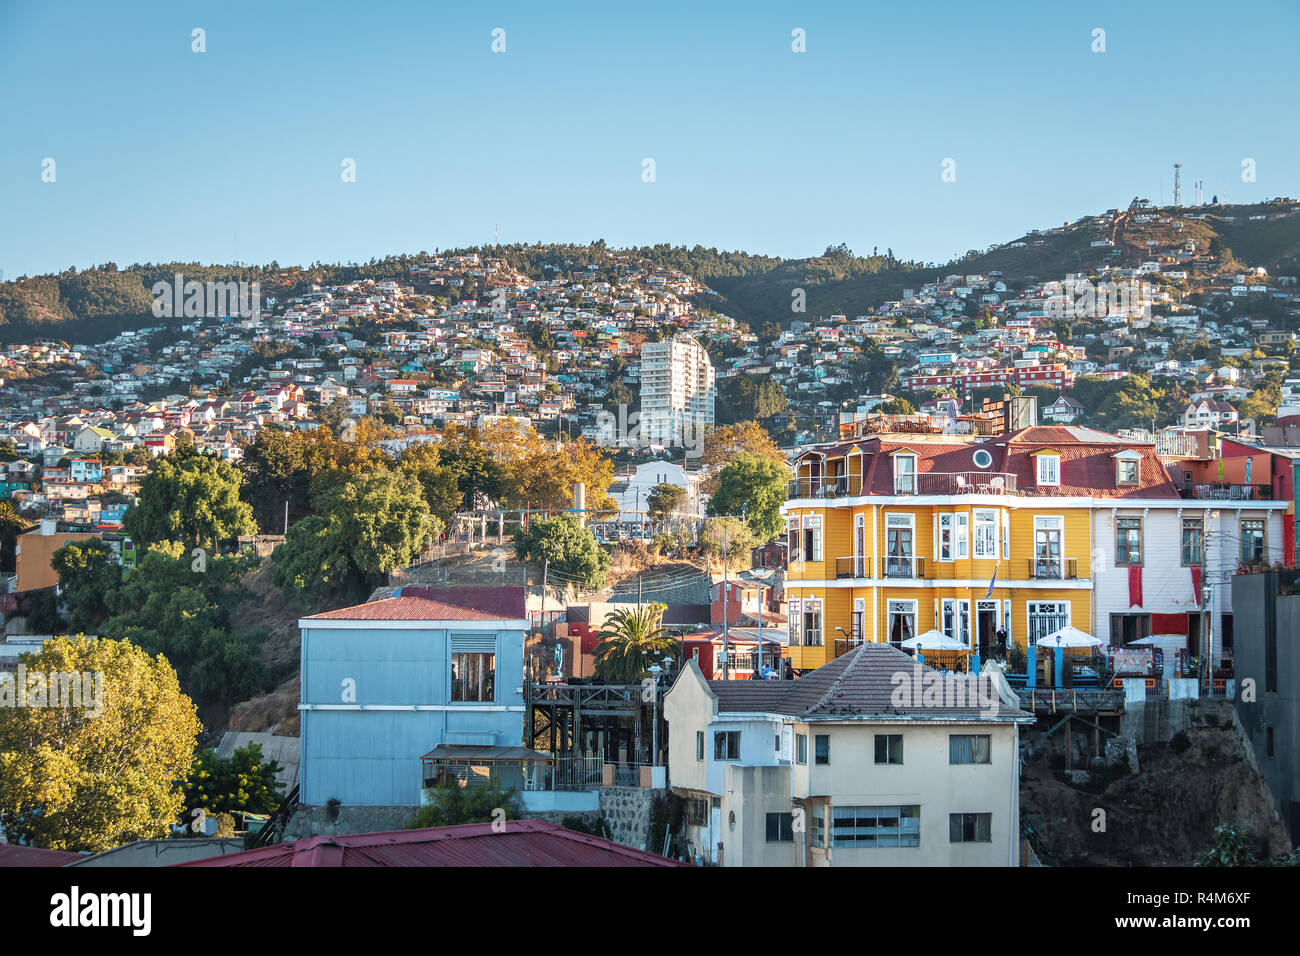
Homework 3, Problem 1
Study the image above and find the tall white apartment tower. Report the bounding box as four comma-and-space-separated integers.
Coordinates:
639, 334, 715, 447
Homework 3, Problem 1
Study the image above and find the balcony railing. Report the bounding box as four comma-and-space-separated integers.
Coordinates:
1027, 558, 1078, 580
1181, 483, 1272, 500
788, 475, 862, 499
835, 556, 868, 578
881, 555, 926, 579
912, 472, 1018, 495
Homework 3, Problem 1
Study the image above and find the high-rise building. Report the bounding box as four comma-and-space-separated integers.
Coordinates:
639, 335, 715, 448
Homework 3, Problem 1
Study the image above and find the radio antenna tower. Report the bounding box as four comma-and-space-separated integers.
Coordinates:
1173, 162, 1182, 207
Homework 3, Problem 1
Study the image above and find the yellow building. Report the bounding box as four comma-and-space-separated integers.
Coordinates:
782, 426, 1181, 673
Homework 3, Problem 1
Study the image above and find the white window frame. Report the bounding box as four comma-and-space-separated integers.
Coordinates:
955, 513, 969, 559
804, 513, 824, 563
938, 513, 954, 562
1026, 601, 1071, 645
887, 599, 917, 647
1001, 509, 1011, 559
801, 598, 824, 647
973, 509, 998, 559
1036, 454, 1060, 487
941, 598, 972, 648
894, 454, 917, 495
1033, 515, 1064, 577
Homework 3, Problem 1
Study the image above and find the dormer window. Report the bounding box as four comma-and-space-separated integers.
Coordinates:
1114, 450, 1143, 487
893, 453, 917, 495
1035, 454, 1060, 486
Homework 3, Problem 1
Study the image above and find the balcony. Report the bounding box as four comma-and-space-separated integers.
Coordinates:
1027, 558, 1078, 580
788, 474, 862, 499
1181, 483, 1272, 501
880, 555, 926, 579
911, 472, 1018, 495
835, 556, 868, 578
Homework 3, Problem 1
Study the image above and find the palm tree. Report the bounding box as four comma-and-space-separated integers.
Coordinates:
0, 499, 32, 573
592, 603, 678, 682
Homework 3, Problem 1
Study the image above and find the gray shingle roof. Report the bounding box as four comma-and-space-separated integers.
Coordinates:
707, 643, 1032, 723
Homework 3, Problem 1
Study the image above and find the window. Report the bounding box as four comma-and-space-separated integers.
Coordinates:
796, 733, 807, 765
1241, 519, 1265, 565
1115, 517, 1143, 566
894, 454, 917, 495
973, 509, 997, 558
774, 734, 781, 752
1110, 613, 1151, 646
802, 514, 823, 562
831, 805, 920, 848
696, 731, 704, 761
973, 448, 993, 469
1181, 518, 1204, 566
1036, 454, 1060, 486
814, 734, 830, 765
941, 599, 971, 647
886, 514, 915, 576
1116, 457, 1140, 485
811, 808, 825, 848
451, 652, 495, 702
874, 733, 903, 765
887, 600, 916, 647
801, 599, 823, 647
766, 812, 795, 843
787, 516, 800, 563
1027, 601, 1070, 645
1034, 516, 1063, 578
950, 734, 992, 764
713, 731, 740, 760
938, 513, 953, 561
1267, 726, 1276, 758
955, 513, 969, 559
852, 598, 865, 643
949, 812, 993, 843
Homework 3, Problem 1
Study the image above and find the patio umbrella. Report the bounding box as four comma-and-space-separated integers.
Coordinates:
902, 629, 968, 651
1037, 626, 1105, 649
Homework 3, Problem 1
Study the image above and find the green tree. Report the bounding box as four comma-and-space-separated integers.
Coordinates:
183, 743, 284, 815
706, 452, 789, 543
699, 516, 759, 565
50, 539, 123, 634
513, 514, 610, 591
410, 781, 523, 827
0, 499, 31, 573
0, 636, 201, 852
646, 482, 688, 521
125, 451, 256, 551
592, 603, 678, 681
398, 443, 463, 527
273, 468, 441, 601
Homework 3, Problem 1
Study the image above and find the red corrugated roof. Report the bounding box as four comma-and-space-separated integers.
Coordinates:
0, 844, 82, 867
307, 586, 527, 622
172, 820, 683, 867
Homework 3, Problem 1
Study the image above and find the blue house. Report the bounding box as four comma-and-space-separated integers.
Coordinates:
298, 586, 530, 807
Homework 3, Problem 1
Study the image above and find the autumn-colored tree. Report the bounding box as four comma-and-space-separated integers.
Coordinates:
699, 421, 786, 496
0, 636, 201, 852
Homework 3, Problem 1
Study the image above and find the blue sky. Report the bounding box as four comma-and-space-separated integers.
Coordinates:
2, 0, 1297, 277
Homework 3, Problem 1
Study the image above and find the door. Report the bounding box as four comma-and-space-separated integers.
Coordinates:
977, 600, 999, 656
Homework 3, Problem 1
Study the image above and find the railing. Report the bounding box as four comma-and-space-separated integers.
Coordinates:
1027, 558, 1078, 580
536, 754, 605, 792
913, 472, 1018, 495
788, 474, 862, 499
833, 638, 864, 659
835, 556, 868, 578
881, 555, 926, 579
1182, 483, 1272, 500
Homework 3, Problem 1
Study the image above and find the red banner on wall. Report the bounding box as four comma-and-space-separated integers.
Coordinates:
1128, 565, 1143, 608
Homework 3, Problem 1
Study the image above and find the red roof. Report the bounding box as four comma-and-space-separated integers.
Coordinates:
0, 844, 82, 867
172, 820, 683, 867
307, 586, 527, 622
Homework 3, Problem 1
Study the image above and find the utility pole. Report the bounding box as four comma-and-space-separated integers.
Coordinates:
722, 521, 730, 680
283, 499, 288, 535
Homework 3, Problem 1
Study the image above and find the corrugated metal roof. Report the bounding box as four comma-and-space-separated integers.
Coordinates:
306, 586, 527, 622
0, 844, 82, 867
173, 820, 684, 867
708, 643, 1032, 722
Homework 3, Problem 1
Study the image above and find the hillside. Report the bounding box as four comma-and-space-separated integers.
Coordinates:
2, 199, 1297, 342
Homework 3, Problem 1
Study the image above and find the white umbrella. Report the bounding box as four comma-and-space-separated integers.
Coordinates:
1037, 626, 1105, 649
902, 629, 968, 651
